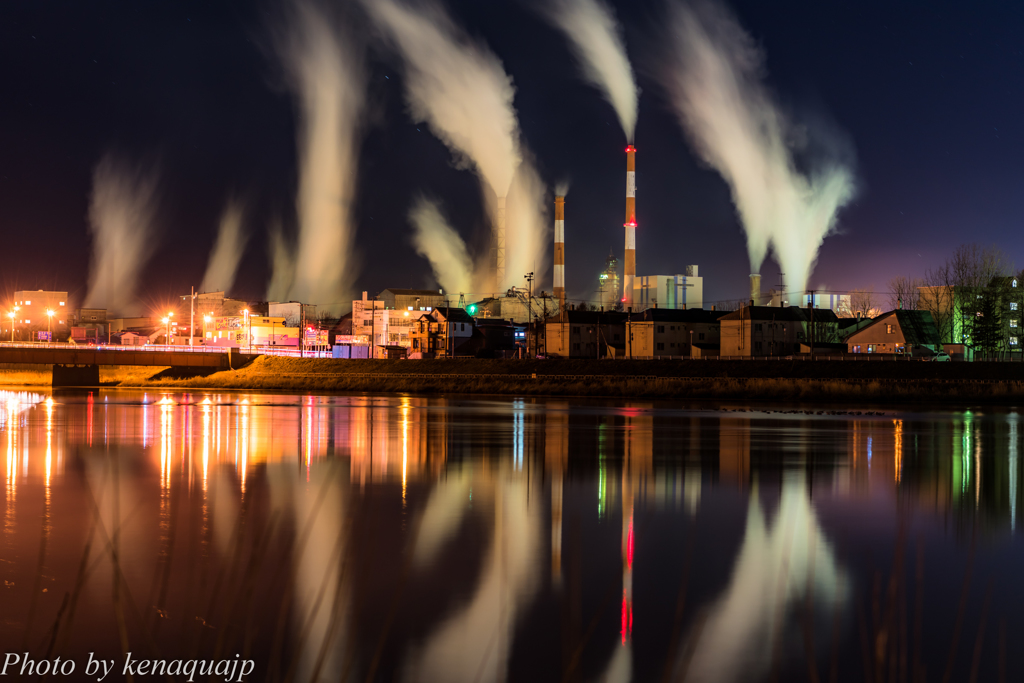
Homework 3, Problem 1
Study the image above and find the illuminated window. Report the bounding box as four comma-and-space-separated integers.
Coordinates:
25, 320, 31, 324
1014, 280, 1018, 288
59, 302, 65, 306
1012, 337, 1019, 346
886, 324, 894, 334
25, 300, 31, 305
1013, 302, 1019, 311
1012, 320, 1018, 328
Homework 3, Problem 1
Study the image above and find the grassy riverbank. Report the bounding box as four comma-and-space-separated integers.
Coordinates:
109, 356, 1024, 404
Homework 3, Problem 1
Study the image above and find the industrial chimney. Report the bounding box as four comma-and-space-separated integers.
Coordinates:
554, 195, 565, 312
624, 145, 637, 308
749, 274, 761, 307
494, 196, 506, 289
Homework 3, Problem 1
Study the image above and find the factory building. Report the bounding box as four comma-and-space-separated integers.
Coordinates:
269, 301, 317, 327
599, 251, 621, 310
180, 291, 249, 318
633, 267, 703, 311
378, 288, 448, 312
719, 306, 840, 357
471, 293, 558, 325
543, 310, 628, 358
625, 308, 725, 358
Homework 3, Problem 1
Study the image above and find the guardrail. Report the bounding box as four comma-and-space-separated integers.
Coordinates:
0, 341, 230, 353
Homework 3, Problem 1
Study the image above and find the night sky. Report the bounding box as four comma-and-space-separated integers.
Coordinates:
1, 0, 1023, 311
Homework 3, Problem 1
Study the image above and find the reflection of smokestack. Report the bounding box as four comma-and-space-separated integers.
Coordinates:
494, 196, 506, 289
749, 274, 761, 306
554, 196, 565, 311
624, 145, 637, 308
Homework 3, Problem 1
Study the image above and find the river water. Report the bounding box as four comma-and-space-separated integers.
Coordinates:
0, 388, 1021, 682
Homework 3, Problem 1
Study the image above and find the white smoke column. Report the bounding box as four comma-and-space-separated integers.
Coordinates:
84, 156, 159, 316
409, 196, 474, 296
541, 0, 639, 140
365, 0, 537, 290
266, 221, 296, 302
365, 0, 519, 198
504, 159, 549, 289
275, 0, 365, 312
661, 0, 856, 294
200, 199, 247, 294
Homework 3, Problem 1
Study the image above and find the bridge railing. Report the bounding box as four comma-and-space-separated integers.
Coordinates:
0, 341, 230, 353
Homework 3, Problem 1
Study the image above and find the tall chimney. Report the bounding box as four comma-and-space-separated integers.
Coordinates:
554, 196, 565, 312
749, 274, 761, 306
624, 145, 637, 308
494, 196, 506, 289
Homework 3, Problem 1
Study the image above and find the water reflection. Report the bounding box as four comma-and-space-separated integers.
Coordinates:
0, 389, 1023, 683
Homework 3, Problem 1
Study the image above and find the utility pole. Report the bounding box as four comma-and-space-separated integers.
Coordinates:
807, 289, 816, 358
525, 272, 535, 357
190, 287, 195, 347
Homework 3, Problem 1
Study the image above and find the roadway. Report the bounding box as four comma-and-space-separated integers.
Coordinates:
0, 342, 259, 368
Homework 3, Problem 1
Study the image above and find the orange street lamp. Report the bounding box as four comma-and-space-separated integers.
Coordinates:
6, 310, 15, 343
46, 309, 55, 340
161, 316, 171, 344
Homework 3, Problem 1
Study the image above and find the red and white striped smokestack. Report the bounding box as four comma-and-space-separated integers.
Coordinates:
554, 196, 565, 311
624, 145, 637, 308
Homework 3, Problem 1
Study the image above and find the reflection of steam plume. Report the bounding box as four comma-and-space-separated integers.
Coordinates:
409, 197, 473, 296
365, 0, 543, 291
542, 0, 639, 140
405, 475, 540, 683
674, 478, 847, 683
200, 199, 247, 294
274, 0, 365, 311
84, 156, 160, 315
266, 220, 296, 303
661, 0, 856, 294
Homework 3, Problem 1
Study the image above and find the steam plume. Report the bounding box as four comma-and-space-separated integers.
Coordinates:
661, 0, 856, 294
266, 220, 296, 303
84, 155, 160, 316
504, 160, 549, 288
409, 196, 474, 296
365, 0, 547, 290
542, 0, 639, 140
200, 199, 247, 294
274, 0, 365, 311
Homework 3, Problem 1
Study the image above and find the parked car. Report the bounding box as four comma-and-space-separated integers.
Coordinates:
930, 351, 951, 362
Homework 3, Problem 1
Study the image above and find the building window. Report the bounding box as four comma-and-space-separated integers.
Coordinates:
25, 301, 31, 305
754, 323, 762, 332
853, 345, 861, 353
867, 345, 874, 353
1012, 337, 1019, 346
886, 324, 894, 334
1013, 302, 1019, 311
699, 333, 705, 341
1014, 280, 1018, 288
657, 325, 665, 333
1012, 320, 1018, 328
572, 343, 581, 351
656, 342, 665, 351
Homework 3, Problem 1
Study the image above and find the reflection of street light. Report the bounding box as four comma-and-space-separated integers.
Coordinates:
46, 309, 55, 341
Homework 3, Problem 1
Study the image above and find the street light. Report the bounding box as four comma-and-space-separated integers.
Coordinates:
203, 314, 212, 343
6, 310, 15, 343
161, 316, 170, 344
46, 309, 55, 342
243, 309, 251, 352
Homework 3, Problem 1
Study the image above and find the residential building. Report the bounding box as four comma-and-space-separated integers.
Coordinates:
846, 310, 941, 355
719, 306, 840, 357
625, 308, 726, 357
544, 311, 627, 358
410, 307, 475, 357
633, 266, 703, 311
